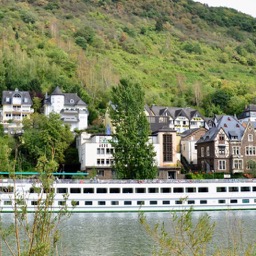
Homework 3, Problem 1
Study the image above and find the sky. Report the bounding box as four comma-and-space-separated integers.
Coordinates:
192, 0, 256, 18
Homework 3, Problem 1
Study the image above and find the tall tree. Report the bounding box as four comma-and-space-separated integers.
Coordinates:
21, 113, 74, 167
110, 79, 157, 179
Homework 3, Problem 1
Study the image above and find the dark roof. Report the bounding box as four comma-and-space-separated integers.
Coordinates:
64, 93, 86, 106
45, 87, 87, 107
180, 128, 200, 138
197, 115, 244, 143
238, 104, 256, 119
151, 126, 176, 135
2, 88, 32, 105
149, 105, 202, 120
51, 86, 63, 95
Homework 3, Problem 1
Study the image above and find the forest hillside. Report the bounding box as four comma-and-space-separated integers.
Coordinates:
0, 0, 256, 122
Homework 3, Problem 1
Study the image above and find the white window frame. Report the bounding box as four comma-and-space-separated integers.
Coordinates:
248, 134, 253, 142
233, 159, 243, 170
245, 146, 256, 156
232, 146, 240, 156
218, 160, 226, 170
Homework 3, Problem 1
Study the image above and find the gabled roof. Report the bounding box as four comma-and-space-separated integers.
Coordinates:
2, 89, 32, 105
144, 105, 152, 115
149, 105, 203, 120
197, 115, 244, 143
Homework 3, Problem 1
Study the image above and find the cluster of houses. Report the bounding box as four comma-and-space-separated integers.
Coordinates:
1, 87, 256, 179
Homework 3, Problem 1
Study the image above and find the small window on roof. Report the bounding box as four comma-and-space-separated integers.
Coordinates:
70, 99, 74, 103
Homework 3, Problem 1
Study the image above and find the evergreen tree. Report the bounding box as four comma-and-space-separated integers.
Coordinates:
110, 79, 157, 179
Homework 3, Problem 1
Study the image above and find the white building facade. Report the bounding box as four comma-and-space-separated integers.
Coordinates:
77, 128, 181, 179
44, 86, 88, 131
1, 88, 34, 134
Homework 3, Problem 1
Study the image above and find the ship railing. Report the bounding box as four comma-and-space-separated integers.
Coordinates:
0, 178, 256, 184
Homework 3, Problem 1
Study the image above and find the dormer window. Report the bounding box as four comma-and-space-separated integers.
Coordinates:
13, 93, 21, 98
70, 99, 74, 104
6, 97, 10, 102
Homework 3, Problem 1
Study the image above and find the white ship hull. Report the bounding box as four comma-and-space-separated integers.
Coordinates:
1, 179, 256, 212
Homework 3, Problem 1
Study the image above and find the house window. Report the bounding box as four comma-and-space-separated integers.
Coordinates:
233, 159, 243, 170
206, 146, 210, 156
245, 146, 256, 156
218, 146, 225, 155
201, 147, 204, 157
98, 170, 104, 177
218, 160, 226, 170
219, 134, 225, 141
232, 146, 240, 156
247, 160, 256, 170
163, 134, 173, 162
248, 134, 253, 142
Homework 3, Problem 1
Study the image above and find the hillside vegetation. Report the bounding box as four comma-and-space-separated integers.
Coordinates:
0, 0, 256, 121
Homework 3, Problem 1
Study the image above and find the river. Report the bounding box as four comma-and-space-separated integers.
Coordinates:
59, 210, 256, 256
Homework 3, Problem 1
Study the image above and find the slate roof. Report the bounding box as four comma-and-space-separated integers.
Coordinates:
197, 115, 244, 143
149, 105, 202, 120
151, 126, 176, 135
45, 87, 87, 107
180, 128, 200, 138
238, 104, 256, 119
2, 89, 32, 105
64, 93, 86, 106
51, 86, 63, 95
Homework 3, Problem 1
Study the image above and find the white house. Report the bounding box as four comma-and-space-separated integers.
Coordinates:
1, 88, 34, 134
44, 86, 88, 131
76, 127, 181, 179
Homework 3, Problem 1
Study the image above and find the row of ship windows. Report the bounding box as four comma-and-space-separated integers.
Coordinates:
2, 199, 255, 206
28, 186, 256, 194
1, 186, 255, 194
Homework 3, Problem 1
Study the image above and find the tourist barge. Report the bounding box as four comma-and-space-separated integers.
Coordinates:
1, 179, 256, 212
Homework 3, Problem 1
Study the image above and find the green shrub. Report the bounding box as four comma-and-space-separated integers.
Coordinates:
75, 36, 87, 50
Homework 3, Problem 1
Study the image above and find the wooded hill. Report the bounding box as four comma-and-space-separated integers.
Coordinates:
0, 0, 256, 123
